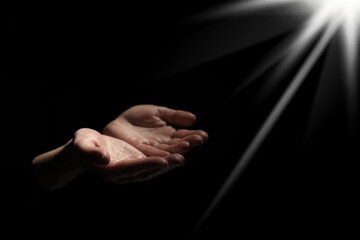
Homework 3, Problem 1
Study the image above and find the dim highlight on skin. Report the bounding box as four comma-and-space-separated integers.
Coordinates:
193, 0, 360, 235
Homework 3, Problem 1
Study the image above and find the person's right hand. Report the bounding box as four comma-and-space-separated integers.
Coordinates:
73, 128, 184, 184
102, 104, 208, 157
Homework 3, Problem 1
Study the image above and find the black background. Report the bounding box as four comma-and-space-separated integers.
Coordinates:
6, 1, 358, 239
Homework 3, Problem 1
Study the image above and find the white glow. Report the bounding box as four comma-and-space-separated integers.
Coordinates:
288, 0, 360, 81
191, 0, 306, 22
302, 1, 360, 125
194, 0, 360, 235
304, 0, 360, 10
303, 0, 360, 38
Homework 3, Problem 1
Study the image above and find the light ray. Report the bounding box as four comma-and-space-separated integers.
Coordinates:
192, 0, 360, 236
341, 2, 360, 133
301, 34, 343, 150
318, 0, 360, 134
194, 3, 347, 234
228, 1, 342, 99
197, 0, 305, 22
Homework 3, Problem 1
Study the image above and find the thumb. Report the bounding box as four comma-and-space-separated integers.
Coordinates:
73, 128, 110, 165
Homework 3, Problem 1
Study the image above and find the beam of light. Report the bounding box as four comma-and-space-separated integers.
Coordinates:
304, 1, 360, 134
196, 0, 305, 22
193, 0, 360, 235
341, 1, 360, 133
300, 36, 343, 151
228, 1, 343, 100
194, 12, 343, 234
342, 2, 360, 80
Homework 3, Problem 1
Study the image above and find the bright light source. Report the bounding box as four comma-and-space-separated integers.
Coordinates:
194, 0, 360, 235
303, 0, 360, 63
304, 0, 360, 26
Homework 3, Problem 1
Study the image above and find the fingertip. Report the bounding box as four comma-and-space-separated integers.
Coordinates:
181, 141, 191, 148
165, 141, 191, 154
159, 150, 171, 157
175, 153, 185, 163
200, 131, 209, 141
147, 156, 169, 168
183, 112, 197, 126
175, 154, 185, 166
166, 153, 185, 167
188, 112, 196, 121
189, 134, 204, 147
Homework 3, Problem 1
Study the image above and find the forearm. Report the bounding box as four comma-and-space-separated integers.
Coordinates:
32, 139, 85, 191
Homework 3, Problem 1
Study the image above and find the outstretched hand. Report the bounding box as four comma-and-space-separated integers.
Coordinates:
102, 104, 208, 157
73, 128, 185, 184
31, 105, 208, 189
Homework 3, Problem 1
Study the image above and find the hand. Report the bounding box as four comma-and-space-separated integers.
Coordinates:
73, 128, 184, 184
102, 104, 208, 157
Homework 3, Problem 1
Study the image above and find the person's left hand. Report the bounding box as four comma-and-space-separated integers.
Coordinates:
102, 104, 208, 157
73, 128, 184, 184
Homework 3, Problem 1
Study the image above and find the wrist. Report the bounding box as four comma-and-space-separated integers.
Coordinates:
32, 139, 85, 191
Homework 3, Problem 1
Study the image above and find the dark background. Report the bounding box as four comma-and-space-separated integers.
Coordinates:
6, 1, 358, 239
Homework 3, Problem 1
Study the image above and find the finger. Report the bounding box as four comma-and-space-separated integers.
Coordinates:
104, 156, 169, 177
166, 138, 184, 145
136, 143, 170, 157
73, 129, 110, 165
181, 134, 205, 147
112, 155, 184, 184
164, 134, 206, 152
165, 153, 185, 167
146, 155, 185, 179
174, 129, 209, 140
156, 141, 191, 154
157, 107, 197, 127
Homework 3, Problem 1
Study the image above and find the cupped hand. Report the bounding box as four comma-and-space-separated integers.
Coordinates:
73, 128, 184, 184
102, 104, 209, 157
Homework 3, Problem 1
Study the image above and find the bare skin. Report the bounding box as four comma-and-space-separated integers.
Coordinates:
32, 105, 208, 190
103, 104, 208, 156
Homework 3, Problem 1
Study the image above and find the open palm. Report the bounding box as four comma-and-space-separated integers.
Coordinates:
102, 105, 208, 157
73, 128, 184, 184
